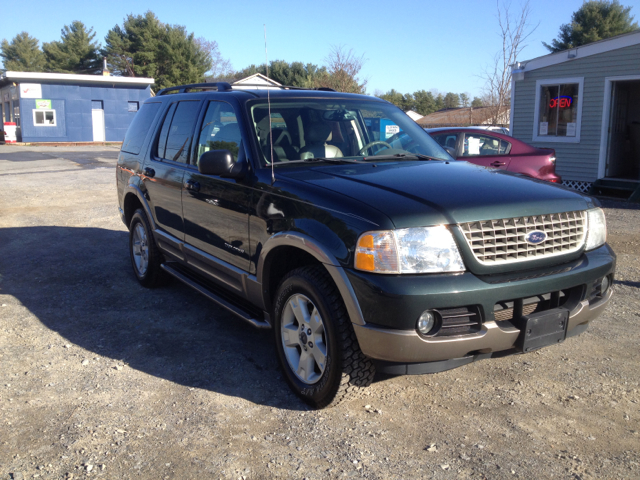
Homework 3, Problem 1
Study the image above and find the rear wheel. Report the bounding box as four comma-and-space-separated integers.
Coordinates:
129, 209, 166, 288
273, 266, 375, 408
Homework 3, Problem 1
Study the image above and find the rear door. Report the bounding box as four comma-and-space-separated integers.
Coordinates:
143, 100, 202, 252
460, 132, 512, 170
182, 100, 253, 283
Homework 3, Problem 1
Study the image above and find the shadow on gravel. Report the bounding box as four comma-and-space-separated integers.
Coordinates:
0, 225, 310, 411
614, 280, 640, 288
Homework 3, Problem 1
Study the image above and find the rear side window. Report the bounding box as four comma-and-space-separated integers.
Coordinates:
156, 101, 201, 163
121, 102, 161, 154
462, 134, 510, 156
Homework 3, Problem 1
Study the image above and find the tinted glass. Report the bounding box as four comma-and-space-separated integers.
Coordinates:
156, 103, 177, 159
196, 101, 241, 163
163, 101, 201, 163
121, 102, 161, 155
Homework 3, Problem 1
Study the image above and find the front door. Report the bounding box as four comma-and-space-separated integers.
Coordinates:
182, 100, 253, 279
91, 101, 105, 141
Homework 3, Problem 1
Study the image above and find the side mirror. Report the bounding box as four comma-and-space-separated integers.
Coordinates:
198, 150, 246, 179
443, 146, 456, 159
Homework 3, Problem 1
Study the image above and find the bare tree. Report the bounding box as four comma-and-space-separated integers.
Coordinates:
318, 45, 367, 94
196, 37, 233, 80
481, 1, 537, 124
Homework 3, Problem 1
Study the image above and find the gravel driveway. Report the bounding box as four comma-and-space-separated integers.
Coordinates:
1, 145, 639, 480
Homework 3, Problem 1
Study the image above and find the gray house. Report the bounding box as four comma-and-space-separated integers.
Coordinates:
510, 30, 640, 199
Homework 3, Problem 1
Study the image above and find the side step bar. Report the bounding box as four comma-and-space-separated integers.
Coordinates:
161, 263, 271, 329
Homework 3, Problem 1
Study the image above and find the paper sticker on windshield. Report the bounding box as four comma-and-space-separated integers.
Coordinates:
385, 125, 400, 139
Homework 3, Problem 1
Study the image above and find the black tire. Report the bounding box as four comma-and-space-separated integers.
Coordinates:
128, 208, 166, 288
273, 265, 375, 408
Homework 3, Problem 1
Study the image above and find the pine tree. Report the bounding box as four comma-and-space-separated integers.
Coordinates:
43, 21, 102, 74
103, 11, 213, 90
1, 32, 45, 72
543, 0, 638, 52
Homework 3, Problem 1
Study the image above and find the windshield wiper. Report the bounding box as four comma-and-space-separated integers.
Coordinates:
304, 157, 362, 164
361, 153, 441, 161
272, 157, 361, 166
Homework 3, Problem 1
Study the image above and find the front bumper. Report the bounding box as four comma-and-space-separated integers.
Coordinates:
348, 244, 615, 365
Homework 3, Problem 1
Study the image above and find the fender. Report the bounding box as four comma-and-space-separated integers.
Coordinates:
258, 231, 366, 326
122, 183, 156, 231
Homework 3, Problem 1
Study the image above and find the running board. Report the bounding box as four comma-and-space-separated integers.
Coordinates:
161, 263, 271, 329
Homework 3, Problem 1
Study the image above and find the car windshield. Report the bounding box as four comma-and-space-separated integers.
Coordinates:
247, 98, 451, 166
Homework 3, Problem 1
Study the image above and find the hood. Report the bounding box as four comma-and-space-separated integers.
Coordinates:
278, 161, 595, 228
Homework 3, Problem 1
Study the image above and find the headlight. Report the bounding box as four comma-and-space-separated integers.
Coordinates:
585, 208, 607, 251
355, 225, 465, 274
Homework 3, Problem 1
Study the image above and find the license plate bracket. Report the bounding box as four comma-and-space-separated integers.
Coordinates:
516, 308, 569, 353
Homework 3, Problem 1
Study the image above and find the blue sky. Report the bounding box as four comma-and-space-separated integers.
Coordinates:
2, 0, 638, 96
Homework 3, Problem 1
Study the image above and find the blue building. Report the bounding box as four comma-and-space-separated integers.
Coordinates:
0, 71, 154, 143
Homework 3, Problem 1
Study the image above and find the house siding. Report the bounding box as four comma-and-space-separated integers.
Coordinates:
18, 82, 151, 143
512, 42, 640, 182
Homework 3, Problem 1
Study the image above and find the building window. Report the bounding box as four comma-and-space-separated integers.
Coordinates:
33, 109, 57, 126
532, 77, 584, 143
128, 101, 139, 112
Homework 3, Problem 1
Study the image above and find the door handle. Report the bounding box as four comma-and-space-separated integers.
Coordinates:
490, 161, 506, 167
143, 167, 155, 177
185, 180, 200, 192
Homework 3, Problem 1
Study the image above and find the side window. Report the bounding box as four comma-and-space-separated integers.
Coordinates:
196, 101, 241, 163
121, 102, 161, 155
462, 134, 508, 157
156, 101, 200, 163
432, 134, 458, 149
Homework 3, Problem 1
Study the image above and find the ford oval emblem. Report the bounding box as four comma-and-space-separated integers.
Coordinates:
524, 230, 547, 245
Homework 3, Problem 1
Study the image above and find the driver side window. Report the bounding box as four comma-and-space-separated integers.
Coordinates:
196, 101, 241, 163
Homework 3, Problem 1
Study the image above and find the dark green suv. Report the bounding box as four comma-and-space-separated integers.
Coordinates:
116, 82, 615, 408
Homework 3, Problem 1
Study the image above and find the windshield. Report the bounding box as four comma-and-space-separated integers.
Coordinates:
247, 98, 451, 166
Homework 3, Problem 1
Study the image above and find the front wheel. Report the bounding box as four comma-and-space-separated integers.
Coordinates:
273, 266, 375, 408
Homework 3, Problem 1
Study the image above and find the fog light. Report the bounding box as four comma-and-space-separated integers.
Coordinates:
417, 311, 436, 335
600, 275, 610, 295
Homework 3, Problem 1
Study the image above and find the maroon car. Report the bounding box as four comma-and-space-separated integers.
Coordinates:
426, 127, 561, 183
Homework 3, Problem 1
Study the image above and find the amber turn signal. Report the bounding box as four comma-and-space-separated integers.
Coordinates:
355, 235, 375, 271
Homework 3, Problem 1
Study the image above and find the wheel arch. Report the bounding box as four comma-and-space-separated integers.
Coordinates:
123, 185, 156, 230
258, 232, 366, 326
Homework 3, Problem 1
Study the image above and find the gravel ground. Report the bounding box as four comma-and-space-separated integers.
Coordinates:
1, 145, 639, 480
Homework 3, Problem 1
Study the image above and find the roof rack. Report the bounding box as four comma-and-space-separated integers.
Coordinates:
231, 83, 336, 92
156, 82, 336, 96
156, 82, 232, 96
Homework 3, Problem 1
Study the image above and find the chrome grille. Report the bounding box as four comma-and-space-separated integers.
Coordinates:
459, 211, 587, 265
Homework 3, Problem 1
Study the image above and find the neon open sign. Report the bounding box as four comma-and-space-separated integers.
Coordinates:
550, 96, 573, 108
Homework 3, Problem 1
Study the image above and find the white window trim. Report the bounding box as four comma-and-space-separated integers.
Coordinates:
598, 74, 640, 179
32, 109, 57, 127
532, 77, 584, 143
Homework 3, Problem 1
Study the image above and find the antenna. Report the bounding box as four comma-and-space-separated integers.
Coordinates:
264, 24, 275, 185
